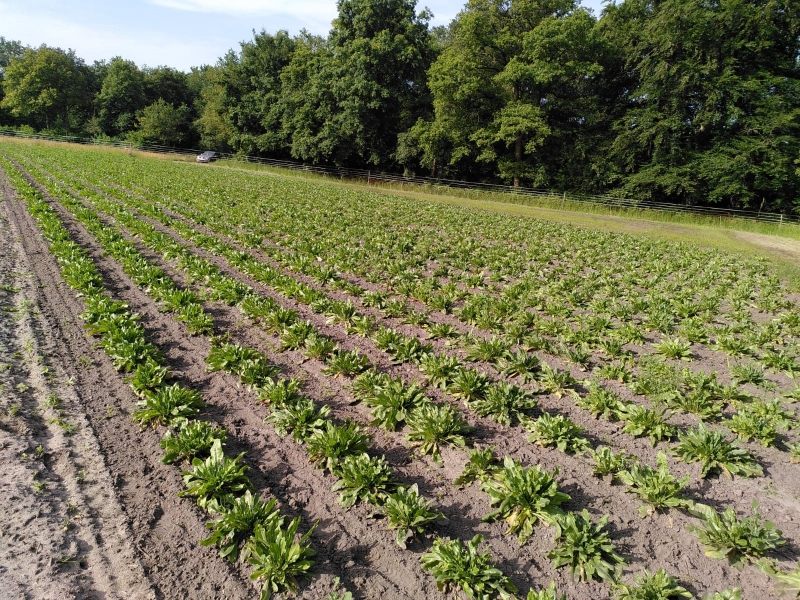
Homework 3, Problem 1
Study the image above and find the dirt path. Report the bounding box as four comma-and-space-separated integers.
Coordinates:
734, 231, 800, 262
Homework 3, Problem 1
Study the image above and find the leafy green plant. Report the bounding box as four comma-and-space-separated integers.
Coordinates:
331, 453, 396, 509
538, 363, 577, 397
363, 378, 429, 430
672, 424, 762, 478
588, 446, 628, 479
246, 517, 316, 600
161, 420, 228, 464
418, 353, 461, 389
654, 338, 693, 361
201, 490, 282, 563
455, 447, 500, 487
525, 582, 566, 600
266, 398, 330, 442
132, 384, 203, 428
730, 362, 767, 387
701, 590, 741, 600
772, 562, 800, 597
323, 349, 370, 378
481, 457, 570, 544
303, 333, 337, 360
617, 453, 691, 516
526, 413, 590, 454
406, 403, 474, 463
420, 535, 517, 600
448, 368, 490, 403
381, 484, 445, 549
688, 501, 786, 567
618, 404, 677, 446
306, 421, 372, 474
612, 569, 692, 600
469, 382, 537, 426
257, 377, 303, 407
179, 440, 252, 510
427, 322, 461, 340
577, 385, 626, 420
548, 509, 625, 583
725, 411, 778, 447
498, 349, 540, 383
126, 359, 170, 397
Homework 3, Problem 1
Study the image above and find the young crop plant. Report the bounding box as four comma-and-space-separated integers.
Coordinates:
126, 358, 170, 397
788, 443, 800, 463
617, 453, 691, 516
455, 447, 500, 488
725, 411, 779, 447
730, 362, 767, 387
323, 349, 370, 378
390, 336, 433, 364
702, 590, 741, 600
258, 377, 304, 407
100, 329, 161, 373
278, 321, 316, 351
420, 535, 517, 600
201, 490, 282, 563
306, 421, 372, 474
714, 335, 751, 357
180, 440, 252, 510
688, 501, 786, 567
267, 398, 330, 442
772, 562, 800, 597
132, 384, 204, 428
448, 368, 490, 403
577, 385, 626, 421
427, 322, 461, 340
481, 457, 570, 544
406, 403, 474, 463
465, 336, 511, 363
525, 413, 590, 454
596, 360, 633, 383
548, 510, 625, 583
381, 484, 446, 549
525, 581, 566, 600
498, 349, 540, 383
538, 363, 577, 398
332, 453, 396, 509
206, 342, 265, 374
672, 424, 762, 478
618, 404, 677, 446
612, 569, 692, 600
363, 378, 429, 430
588, 446, 628, 479
302, 333, 337, 360
161, 420, 228, 464
653, 338, 693, 361
469, 382, 537, 426
246, 517, 316, 600
418, 354, 461, 389
664, 389, 723, 421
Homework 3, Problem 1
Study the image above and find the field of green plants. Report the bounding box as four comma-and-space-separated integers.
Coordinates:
1, 138, 800, 600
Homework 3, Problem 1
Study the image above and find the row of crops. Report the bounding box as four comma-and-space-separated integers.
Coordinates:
2, 139, 800, 599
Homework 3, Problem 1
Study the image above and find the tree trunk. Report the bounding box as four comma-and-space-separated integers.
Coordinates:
513, 131, 523, 187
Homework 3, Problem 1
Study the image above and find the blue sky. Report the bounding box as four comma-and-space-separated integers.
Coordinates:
1, 0, 609, 71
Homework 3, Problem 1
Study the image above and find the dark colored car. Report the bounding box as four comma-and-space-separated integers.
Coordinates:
196, 151, 218, 163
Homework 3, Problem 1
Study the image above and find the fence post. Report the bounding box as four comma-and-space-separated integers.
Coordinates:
367, 170, 371, 185
780, 214, 784, 227
560, 192, 566, 210
128, 141, 132, 155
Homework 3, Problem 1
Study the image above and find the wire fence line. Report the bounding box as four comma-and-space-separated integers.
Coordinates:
2, 127, 796, 227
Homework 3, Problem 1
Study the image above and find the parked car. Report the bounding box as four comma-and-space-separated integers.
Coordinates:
196, 151, 218, 163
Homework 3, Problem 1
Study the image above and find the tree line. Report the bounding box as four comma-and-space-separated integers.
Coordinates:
1, 0, 799, 213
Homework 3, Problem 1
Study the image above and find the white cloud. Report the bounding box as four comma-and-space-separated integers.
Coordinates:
0, 4, 231, 69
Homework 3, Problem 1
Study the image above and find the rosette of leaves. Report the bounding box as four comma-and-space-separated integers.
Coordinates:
406, 403, 474, 463
126, 358, 170, 397
612, 569, 692, 600
498, 349, 540, 383
160, 420, 228, 464
724, 411, 778, 447
381, 484, 446, 549
617, 453, 691, 517
526, 582, 566, 600
201, 491, 282, 563
481, 457, 570, 544
448, 368, 490, 403
306, 421, 372, 474
578, 385, 627, 421
266, 398, 330, 442
363, 378, 429, 430
618, 404, 677, 446
772, 562, 800, 597
653, 338, 693, 361
132, 383, 203, 428
420, 535, 517, 600
246, 517, 316, 600
179, 440, 252, 510
588, 446, 628, 479
548, 510, 625, 583
455, 447, 500, 488
323, 349, 370, 378
538, 363, 577, 397
418, 353, 461, 389
206, 342, 262, 373
469, 382, 537, 426
525, 413, 590, 454
672, 424, 762, 478
257, 378, 303, 407
331, 453, 396, 509
701, 590, 741, 600
687, 501, 786, 567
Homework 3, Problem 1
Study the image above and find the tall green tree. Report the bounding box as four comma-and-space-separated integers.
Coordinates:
96, 57, 146, 136
0, 37, 26, 126
1, 45, 90, 132
281, 0, 436, 166
606, 0, 800, 211
130, 98, 192, 146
